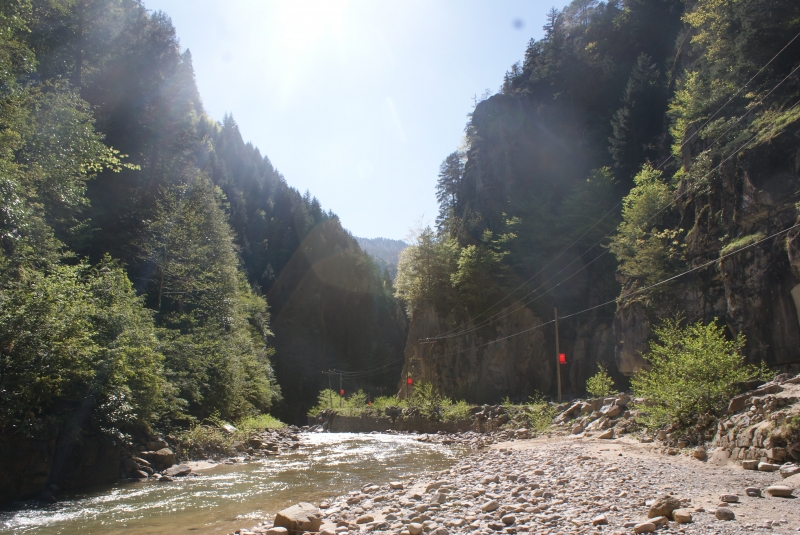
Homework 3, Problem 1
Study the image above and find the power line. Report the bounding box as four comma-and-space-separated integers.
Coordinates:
423, 221, 800, 364
423, 91, 800, 343
418, 33, 800, 340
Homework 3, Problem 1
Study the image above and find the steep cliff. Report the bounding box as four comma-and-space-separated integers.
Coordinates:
615, 134, 800, 374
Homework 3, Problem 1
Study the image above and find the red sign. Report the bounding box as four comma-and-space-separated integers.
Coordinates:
558, 353, 566, 365
340, 389, 345, 396
407, 377, 413, 385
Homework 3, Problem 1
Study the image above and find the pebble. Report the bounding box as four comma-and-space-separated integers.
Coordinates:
746, 487, 762, 497
408, 522, 424, 535
719, 494, 739, 503
633, 522, 657, 533
592, 514, 608, 526
481, 499, 500, 512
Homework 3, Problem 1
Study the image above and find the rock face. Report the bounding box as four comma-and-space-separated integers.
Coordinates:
615, 140, 800, 374
399, 305, 615, 401
274, 502, 322, 534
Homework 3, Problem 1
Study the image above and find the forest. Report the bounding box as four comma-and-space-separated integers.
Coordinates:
396, 0, 800, 398
0, 0, 407, 440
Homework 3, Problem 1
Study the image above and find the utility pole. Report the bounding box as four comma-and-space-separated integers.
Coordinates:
555, 307, 562, 403
339, 373, 343, 408
322, 370, 335, 410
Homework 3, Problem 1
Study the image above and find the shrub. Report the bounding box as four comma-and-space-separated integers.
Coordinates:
586, 363, 618, 398
525, 393, 559, 433
631, 317, 769, 429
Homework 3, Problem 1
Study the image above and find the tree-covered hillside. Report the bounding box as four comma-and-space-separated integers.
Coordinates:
396, 0, 800, 399
0, 0, 407, 436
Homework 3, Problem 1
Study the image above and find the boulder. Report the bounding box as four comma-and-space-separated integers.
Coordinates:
765, 485, 794, 497
779, 464, 800, 478
742, 460, 759, 470
147, 448, 175, 469
597, 428, 614, 440
693, 447, 707, 461
274, 502, 322, 533
758, 462, 781, 472
163, 464, 191, 477
672, 509, 693, 523
266, 528, 289, 535
648, 494, 681, 519
408, 522, 424, 535
356, 515, 374, 524
147, 439, 168, 451
715, 507, 735, 520
633, 522, 656, 533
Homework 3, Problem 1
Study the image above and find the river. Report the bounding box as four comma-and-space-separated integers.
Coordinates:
1, 433, 465, 535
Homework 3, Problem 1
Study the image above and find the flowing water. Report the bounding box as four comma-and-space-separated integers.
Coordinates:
1, 433, 465, 535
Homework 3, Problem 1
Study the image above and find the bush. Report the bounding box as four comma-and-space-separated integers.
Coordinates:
525, 394, 559, 433
631, 317, 769, 429
586, 363, 618, 398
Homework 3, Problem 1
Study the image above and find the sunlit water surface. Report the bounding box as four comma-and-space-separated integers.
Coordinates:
1, 433, 465, 535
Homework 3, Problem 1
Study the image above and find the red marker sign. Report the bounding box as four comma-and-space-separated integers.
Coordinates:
558, 353, 566, 365
340, 389, 345, 396
407, 377, 413, 385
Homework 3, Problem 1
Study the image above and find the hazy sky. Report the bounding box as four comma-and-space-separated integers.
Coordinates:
144, 0, 553, 240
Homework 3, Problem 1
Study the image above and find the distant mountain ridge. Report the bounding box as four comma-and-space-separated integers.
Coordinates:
356, 237, 408, 279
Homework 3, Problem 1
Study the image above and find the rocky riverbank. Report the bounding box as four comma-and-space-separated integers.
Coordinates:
232, 434, 799, 535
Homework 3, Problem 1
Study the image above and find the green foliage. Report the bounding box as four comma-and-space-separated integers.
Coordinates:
608, 165, 684, 286
395, 226, 457, 317
409, 382, 443, 415
235, 413, 285, 432
631, 317, 769, 429
585, 363, 618, 398
720, 232, 766, 256
524, 394, 559, 433
0, 257, 166, 436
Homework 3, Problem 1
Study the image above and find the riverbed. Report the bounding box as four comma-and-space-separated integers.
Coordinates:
0, 433, 465, 535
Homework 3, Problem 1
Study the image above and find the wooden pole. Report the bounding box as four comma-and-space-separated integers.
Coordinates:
339, 373, 343, 408
328, 370, 333, 410
555, 307, 562, 403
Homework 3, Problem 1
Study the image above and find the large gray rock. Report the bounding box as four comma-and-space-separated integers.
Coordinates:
274, 502, 322, 533
163, 464, 191, 477
143, 448, 175, 470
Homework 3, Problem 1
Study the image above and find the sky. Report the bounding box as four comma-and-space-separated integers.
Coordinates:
144, 0, 554, 240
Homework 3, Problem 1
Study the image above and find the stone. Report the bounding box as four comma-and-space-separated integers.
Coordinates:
672, 509, 693, 523
597, 429, 614, 440
601, 405, 622, 418
693, 447, 707, 461
390, 481, 404, 490
147, 439, 168, 451
765, 486, 794, 498
759, 462, 781, 472
430, 492, 447, 504
780, 464, 800, 478
429, 528, 448, 535
274, 502, 323, 533
501, 514, 516, 525
742, 460, 759, 470
162, 464, 191, 477
408, 522, 424, 535
745, 487, 761, 497
481, 500, 500, 512
648, 494, 682, 519
715, 507, 735, 521
158, 474, 173, 482
571, 424, 585, 435
592, 515, 608, 526
142, 448, 175, 469
719, 494, 739, 503
356, 515, 374, 524
650, 516, 668, 526
266, 528, 289, 535
633, 522, 656, 533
